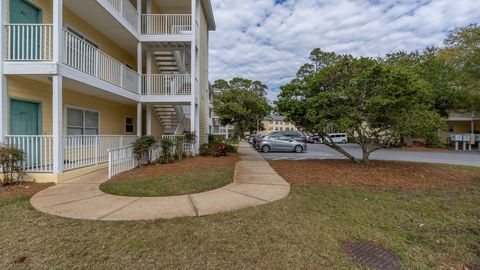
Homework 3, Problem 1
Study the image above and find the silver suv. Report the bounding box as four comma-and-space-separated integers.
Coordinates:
257, 135, 307, 153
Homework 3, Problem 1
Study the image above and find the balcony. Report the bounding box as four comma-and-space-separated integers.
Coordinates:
141, 14, 192, 36
63, 29, 139, 94
141, 74, 191, 95
100, 0, 138, 30
5, 24, 54, 61
4, 24, 139, 94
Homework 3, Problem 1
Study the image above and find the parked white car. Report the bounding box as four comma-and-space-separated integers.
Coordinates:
327, 133, 348, 144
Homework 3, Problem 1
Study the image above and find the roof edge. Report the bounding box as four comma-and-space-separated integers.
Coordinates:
201, 0, 216, 31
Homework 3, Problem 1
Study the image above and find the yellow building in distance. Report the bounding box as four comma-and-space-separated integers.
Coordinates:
260, 115, 299, 135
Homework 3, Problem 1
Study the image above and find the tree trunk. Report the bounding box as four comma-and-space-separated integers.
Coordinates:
319, 134, 362, 164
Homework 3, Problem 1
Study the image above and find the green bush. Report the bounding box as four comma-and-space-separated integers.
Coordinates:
199, 143, 213, 156
174, 136, 185, 160
0, 145, 25, 186
160, 138, 174, 163
133, 136, 157, 166
227, 144, 238, 153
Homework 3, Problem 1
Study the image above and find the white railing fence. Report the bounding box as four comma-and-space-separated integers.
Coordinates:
141, 14, 192, 35
5, 135, 54, 173
64, 135, 137, 171
108, 141, 194, 179
103, 0, 138, 29
141, 74, 191, 95
63, 29, 139, 93
5, 24, 53, 61
108, 145, 137, 179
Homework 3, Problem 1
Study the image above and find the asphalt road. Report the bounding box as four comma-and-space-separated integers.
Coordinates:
259, 143, 480, 167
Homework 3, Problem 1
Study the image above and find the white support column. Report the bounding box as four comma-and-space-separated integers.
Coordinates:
52, 76, 63, 174
137, 0, 142, 33
53, 0, 63, 64
0, 0, 7, 144
146, 104, 152, 135
137, 42, 143, 94
137, 103, 143, 137
190, 0, 199, 153
146, 48, 152, 94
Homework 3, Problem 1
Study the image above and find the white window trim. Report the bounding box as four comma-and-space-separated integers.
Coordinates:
124, 116, 135, 134
64, 105, 101, 136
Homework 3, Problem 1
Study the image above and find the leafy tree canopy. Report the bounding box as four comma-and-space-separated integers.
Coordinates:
213, 78, 271, 136
276, 51, 444, 163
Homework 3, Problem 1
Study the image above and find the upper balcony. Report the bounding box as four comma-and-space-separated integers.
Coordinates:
4, 24, 192, 101
98, 0, 193, 41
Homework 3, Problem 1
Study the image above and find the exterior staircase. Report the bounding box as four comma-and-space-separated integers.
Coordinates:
150, 47, 191, 135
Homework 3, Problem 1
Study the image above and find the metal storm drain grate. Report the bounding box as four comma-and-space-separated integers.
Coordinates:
343, 242, 402, 270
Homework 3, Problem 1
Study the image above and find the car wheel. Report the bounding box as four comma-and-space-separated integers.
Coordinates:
262, 145, 271, 153
313, 139, 318, 144
294, 145, 303, 153
342, 140, 347, 144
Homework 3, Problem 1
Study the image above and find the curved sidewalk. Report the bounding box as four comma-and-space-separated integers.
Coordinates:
30, 142, 290, 221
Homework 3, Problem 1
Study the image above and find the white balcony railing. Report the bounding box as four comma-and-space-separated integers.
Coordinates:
141, 74, 191, 95
63, 29, 139, 93
5, 135, 137, 173
5, 24, 54, 61
108, 141, 194, 179
104, 0, 138, 29
141, 14, 192, 35
64, 135, 137, 171
5, 135, 54, 172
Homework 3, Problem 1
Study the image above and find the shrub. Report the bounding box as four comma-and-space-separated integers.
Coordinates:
0, 145, 25, 186
160, 138, 174, 163
227, 144, 238, 153
133, 136, 157, 166
174, 136, 185, 160
214, 142, 228, 157
184, 132, 197, 144
199, 143, 213, 156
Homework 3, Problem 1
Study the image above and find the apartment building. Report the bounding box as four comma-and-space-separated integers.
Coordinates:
0, 0, 215, 182
260, 115, 298, 135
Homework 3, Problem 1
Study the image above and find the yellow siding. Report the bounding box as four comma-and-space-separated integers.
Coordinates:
447, 121, 480, 133
7, 76, 138, 135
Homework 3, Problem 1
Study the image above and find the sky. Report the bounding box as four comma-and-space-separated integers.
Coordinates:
208, 0, 480, 101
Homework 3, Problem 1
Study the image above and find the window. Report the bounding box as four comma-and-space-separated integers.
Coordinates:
448, 125, 454, 132
66, 107, 99, 135
279, 127, 283, 131
66, 26, 99, 49
125, 117, 134, 134
275, 127, 279, 131
269, 127, 273, 131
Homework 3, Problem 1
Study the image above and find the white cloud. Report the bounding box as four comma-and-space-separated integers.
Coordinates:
209, 0, 480, 101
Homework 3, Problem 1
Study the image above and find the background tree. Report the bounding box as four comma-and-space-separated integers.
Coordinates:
213, 78, 271, 136
276, 56, 444, 164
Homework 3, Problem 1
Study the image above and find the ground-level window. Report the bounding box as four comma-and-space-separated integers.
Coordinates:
66, 107, 99, 135
125, 117, 134, 134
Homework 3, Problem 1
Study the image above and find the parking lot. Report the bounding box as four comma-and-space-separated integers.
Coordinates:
259, 143, 480, 167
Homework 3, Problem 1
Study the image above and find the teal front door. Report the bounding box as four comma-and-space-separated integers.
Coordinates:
9, 0, 43, 60
10, 99, 41, 168
10, 99, 40, 136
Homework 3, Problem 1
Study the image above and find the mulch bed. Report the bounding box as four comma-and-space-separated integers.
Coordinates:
109, 154, 240, 183
0, 182, 53, 200
269, 159, 479, 190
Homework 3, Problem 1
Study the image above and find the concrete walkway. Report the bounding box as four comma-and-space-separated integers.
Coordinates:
30, 142, 290, 221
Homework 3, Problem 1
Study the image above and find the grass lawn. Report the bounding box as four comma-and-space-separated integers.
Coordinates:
0, 161, 479, 269
100, 166, 235, 197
